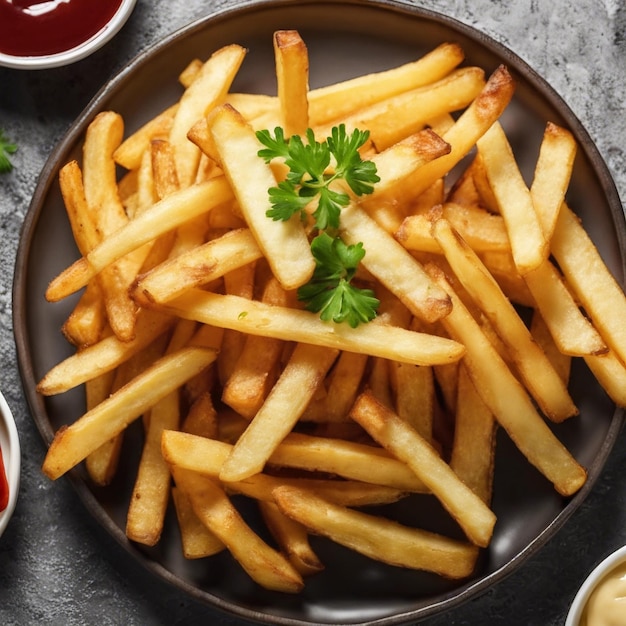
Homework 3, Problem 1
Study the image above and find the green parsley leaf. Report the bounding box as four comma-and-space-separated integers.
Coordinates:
0, 129, 17, 174
256, 124, 379, 230
297, 233, 380, 328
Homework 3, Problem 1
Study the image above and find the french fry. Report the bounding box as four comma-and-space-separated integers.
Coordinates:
426, 263, 587, 497
259, 501, 324, 577
273, 485, 479, 578
274, 30, 309, 137
162, 290, 465, 366
476, 121, 547, 274
161, 429, 428, 493
449, 365, 496, 504
171, 467, 304, 593
307, 42, 465, 126
168, 44, 247, 188
171, 486, 225, 559
37, 309, 174, 395
431, 217, 577, 422
349, 390, 496, 548
42, 347, 217, 479
339, 202, 452, 323
219, 343, 339, 482
551, 203, 626, 370
323, 350, 369, 422
387, 65, 515, 202
207, 104, 316, 290
45, 177, 234, 302
315, 67, 485, 151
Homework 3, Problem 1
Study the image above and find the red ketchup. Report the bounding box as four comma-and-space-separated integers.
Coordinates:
0, 444, 8, 512
0, 0, 124, 57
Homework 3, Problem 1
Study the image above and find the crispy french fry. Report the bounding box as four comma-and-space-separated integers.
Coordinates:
349, 390, 496, 547
171, 486, 225, 558
171, 467, 304, 593
208, 104, 316, 290
162, 290, 465, 367
426, 263, 587, 497
273, 485, 479, 578
169, 44, 247, 188
449, 365, 496, 504
45, 178, 233, 302
42, 347, 217, 479
274, 30, 309, 137
259, 500, 324, 577
476, 121, 547, 274
307, 42, 465, 126
132, 228, 263, 306
161, 429, 427, 493
220, 343, 339, 482
431, 217, 577, 422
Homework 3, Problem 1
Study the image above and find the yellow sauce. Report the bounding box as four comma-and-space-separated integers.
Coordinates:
582, 563, 626, 626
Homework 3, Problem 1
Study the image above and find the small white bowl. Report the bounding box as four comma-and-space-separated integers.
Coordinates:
566, 545, 626, 626
0, 392, 20, 537
0, 0, 137, 70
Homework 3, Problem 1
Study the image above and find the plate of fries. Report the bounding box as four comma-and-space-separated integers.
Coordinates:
13, 0, 626, 624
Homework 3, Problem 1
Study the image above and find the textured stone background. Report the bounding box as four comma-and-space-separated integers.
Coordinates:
0, 1, 625, 624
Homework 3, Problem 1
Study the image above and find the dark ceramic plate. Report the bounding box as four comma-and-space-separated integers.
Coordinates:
13, 1, 625, 624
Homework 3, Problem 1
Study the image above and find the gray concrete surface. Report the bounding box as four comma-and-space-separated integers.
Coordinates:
0, 0, 625, 624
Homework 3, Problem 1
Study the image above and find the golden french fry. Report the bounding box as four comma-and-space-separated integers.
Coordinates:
168, 44, 247, 188
61, 280, 106, 349
161, 429, 427, 493
551, 203, 626, 371
45, 177, 233, 302
530, 310, 572, 384
182, 391, 218, 439
207, 104, 316, 290
171, 467, 304, 593
449, 365, 496, 504
37, 309, 174, 395
340, 203, 452, 323
273, 485, 479, 578
389, 65, 515, 201
113, 105, 177, 170
426, 263, 587, 497
530, 122, 577, 244
171, 486, 225, 559
323, 350, 369, 422
274, 30, 309, 137
431, 217, 577, 422
132, 228, 263, 306
42, 347, 217, 479
316, 67, 485, 151
259, 500, 324, 577
162, 290, 465, 367
220, 343, 339, 482
349, 390, 496, 548
126, 389, 180, 546
476, 121, 547, 274
308, 42, 465, 126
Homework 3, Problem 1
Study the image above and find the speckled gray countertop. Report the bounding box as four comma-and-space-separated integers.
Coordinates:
1, 1, 625, 625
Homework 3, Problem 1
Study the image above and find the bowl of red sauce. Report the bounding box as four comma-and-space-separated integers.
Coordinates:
0, 391, 19, 537
566, 545, 626, 626
0, 0, 137, 69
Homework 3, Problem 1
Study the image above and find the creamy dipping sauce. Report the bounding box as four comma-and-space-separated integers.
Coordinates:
582, 563, 626, 626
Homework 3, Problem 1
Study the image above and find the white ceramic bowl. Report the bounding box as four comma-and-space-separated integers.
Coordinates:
566, 545, 626, 626
0, 391, 20, 537
0, 0, 137, 70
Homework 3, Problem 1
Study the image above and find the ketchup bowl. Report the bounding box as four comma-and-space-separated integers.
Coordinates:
0, 0, 137, 69
566, 545, 626, 626
0, 391, 20, 538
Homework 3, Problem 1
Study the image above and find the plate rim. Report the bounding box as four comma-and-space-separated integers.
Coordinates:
12, 0, 626, 624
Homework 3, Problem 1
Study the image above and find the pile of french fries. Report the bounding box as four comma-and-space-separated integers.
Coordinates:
37, 30, 626, 594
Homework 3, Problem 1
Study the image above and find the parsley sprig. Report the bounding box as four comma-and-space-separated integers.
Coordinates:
256, 124, 379, 230
0, 129, 17, 174
298, 233, 380, 327
256, 124, 381, 327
